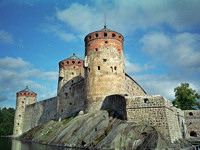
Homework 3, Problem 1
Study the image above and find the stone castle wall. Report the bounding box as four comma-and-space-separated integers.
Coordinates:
126, 95, 183, 142
125, 74, 146, 96
57, 76, 85, 120
183, 110, 200, 137
22, 97, 57, 133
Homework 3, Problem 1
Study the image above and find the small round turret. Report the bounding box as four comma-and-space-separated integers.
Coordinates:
57, 53, 84, 93
13, 86, 37, 137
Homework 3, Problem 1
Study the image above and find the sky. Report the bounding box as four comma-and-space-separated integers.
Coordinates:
0, 0, 200, 108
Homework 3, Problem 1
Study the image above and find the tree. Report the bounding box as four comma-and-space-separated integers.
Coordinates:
172, 83, 200, 110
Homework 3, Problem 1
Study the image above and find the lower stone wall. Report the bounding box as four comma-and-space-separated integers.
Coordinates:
183, 110, 200, 137
126, 95, 182, 142
23, 97, 57, 133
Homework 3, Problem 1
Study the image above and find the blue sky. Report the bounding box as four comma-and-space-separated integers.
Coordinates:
0, 0, 200, 108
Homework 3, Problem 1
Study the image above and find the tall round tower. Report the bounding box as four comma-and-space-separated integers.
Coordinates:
84, 27, 125, 112
13, 86, 37, 137
57, 53, 84, 93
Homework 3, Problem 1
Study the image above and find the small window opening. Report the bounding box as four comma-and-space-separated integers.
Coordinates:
78, 61, 81, 64
61, 62, 64, 65
16, 130, 18, 132
105, 41, 108, 44
65, 93, 68, 97
114, 66, 117, 70
72, 61, 75, 64
22, 101, 24, 103
95, 48, 98, 51
88, 44, 90, 47
88, 68, 90, 72
72, 80, 74, 83
104, 33, 107, 37
18, 123, 19, 125
79, 73, 81, 75
61, 109, 63, 112
88, 35, 91, 39
69, 88, 71, 90
19, 115, 21, 117
98, 66, 100, 70
110, 66, 113, 72
190, 131, 197, 137
67, 61, 69, 64
70, 103, 72, 105
189, 112, 193, 116
112, 33, 116, 37
72, 72, 74, 75
144, 98, 150, 104
103, 59, 107, 63
119, 36, 121, 38
95, 33, 98, 37
22, 106, 24, 108
95, 127, 97, 132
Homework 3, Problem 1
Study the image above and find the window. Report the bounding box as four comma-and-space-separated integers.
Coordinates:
144, 98, 150, 104
19, 115, 21, 117
95, 33, 98, 37
119, 36, 121, 38
70, 103, 72, 105
104, 33, 107, 37
72, 61, 75, 64
65, 93, 68, 98
114, 66, 117, 70
110, 66, 113, 72
189, 112, 193, 116
112, 33, 116, 37
61, 62, 64, 65
61, 109, 63, 112
22, 101, 24, 103
78, 61, 81, 64
88, 68, 90, 72
72, 80, 74, 83
74, 66, 76, 68
88, 35, 91, 39
98, 66, 100, 70
67, 61, 69, 64
72, 72, 74, 75
103, 59, 107, 63
105, 41, 108, 44
18, 123, 19, 125
95, 48, 98, 51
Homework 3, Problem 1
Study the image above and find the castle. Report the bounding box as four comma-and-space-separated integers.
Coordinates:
13, 26, 200, 143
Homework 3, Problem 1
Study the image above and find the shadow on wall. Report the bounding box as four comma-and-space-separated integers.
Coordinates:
100, 95, 127, 120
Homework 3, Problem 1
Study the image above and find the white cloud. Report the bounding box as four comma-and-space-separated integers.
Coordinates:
54, 0, 200, 35
140, 32, 200, 75
0, 57, 58, 107
0, 29, 14, 44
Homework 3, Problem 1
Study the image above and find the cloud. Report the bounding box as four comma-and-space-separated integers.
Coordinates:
54, 0, 200, 35
0, 57, 58, 107
140, 32, 200, 76
124, 54, 153, 74
0, 29, 14, 44
42, 24, 76, 42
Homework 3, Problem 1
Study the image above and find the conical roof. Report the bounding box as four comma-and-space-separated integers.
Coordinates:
67, 53, 82, 60
19, 86, 35, 93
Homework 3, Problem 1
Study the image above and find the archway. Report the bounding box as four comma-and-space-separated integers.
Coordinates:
101, 95, 127, 120
190, 131, 197, 137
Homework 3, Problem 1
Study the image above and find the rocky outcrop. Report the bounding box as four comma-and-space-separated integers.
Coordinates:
19, 110, 190, 149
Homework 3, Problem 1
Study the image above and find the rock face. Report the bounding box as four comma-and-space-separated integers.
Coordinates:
19, 110, 187, 149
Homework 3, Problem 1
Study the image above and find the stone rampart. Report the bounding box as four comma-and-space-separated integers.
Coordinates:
183, 110, 200, 137
23, 97, 57, 133
126, 95, 182, 142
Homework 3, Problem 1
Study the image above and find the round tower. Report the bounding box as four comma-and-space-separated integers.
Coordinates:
84, 27, 125, 112
13, 86, 37, 137
57, 53, 84, 93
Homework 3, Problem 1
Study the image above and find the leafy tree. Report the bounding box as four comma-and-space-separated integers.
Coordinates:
0, 107, 15, 136
172, 83, 200, 110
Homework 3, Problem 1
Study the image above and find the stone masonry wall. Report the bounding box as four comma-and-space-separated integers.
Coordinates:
125, 74, 146, 96
126, 95, 182, 142
23, 97, 57, 133
183, 110, 200, 137
57, 76, 85, 120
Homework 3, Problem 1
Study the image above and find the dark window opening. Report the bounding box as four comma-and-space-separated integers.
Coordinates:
16, 130, 18, 132
105, 41, 108, 44
95, 33, 98, 37
22, 101, 24, 103
95, 127, 97, 132
74, 66, 75, 68
67, 61, 69, 64
18, 123, 19, 125
110, 66, 113, 72
61, 109, 63, 112
65, 93, 68, 98
19, 115, 21, 117
114, 66, 117, 70
88, 44, 90, 47
59, 77, 63, 82
103, 59, 107, 63
69, 88, 71, 90
72, 80, 74, 83
88, 68, 90, 72
61, 62, 64, 65
112, 33, 116, 37
144, 98, 150, 104
95, 48, 98, 51
72, 72, 74, 75
22, 106, 24, 108
88, 35, 91, 39
72, 61, 75, 64
70, 103, 72, 105
190, 131, 197, 137
119, 36, 121, 38
78, 61, 81, 64
189, 112, 193, 116
98, 66, 100, 70
79, 73, 81, 75
104, 33, 107, 37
